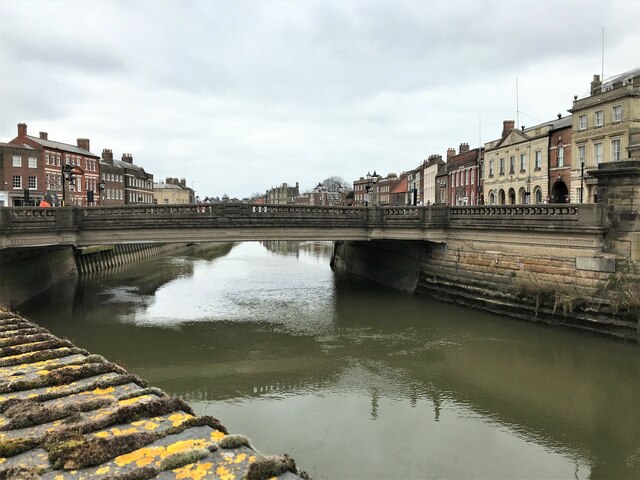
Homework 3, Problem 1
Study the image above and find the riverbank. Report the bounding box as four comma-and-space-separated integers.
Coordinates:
0, 308, 305, 479
332, 239, 640, 342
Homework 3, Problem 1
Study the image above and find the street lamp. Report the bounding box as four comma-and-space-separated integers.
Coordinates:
365, 171, 380, 206
337, 185, 344, 206
98, 180, 106, 206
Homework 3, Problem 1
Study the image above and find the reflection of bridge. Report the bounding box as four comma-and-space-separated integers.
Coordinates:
0, 203, 606, 250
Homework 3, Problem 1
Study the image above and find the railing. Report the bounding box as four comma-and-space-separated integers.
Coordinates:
0, 203, 606, 243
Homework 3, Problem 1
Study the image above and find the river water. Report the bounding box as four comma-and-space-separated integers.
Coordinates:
20, 241, 640, 479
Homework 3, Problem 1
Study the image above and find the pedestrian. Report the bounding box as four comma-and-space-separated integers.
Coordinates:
39, 199, 51, 208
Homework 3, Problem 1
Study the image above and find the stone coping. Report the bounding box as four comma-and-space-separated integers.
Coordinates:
0, 309, 307, 480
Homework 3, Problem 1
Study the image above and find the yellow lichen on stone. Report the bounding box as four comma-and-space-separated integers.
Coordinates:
210, 430, 226, 442
0, 458, 5, 464
234, 453, 247, 464
55, 475, 64, 480
96, 465, 111, 474
143, 421, 160, 431
94, 431, 111, 438
168, 412, 193, 426
215, 464, 236, 480
118, 394, 154, 406
175, 462, 214, 480
249, 455, 256, 463
115, 439, 209, 468
92, 387, 115, 395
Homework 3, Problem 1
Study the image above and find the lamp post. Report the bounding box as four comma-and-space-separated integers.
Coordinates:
580, 160, 585, 203
337, 185, 344, 206
98, 180, 106, 206
365, 171, 380, 206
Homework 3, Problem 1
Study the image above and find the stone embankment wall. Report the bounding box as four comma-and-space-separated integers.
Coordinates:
75, 243, 193, 274
416, 242, 638, 342
332, 239, 639, 342
0, 243, 216, 308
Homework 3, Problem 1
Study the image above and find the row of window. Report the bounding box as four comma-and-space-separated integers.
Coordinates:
450, 168, 475, 188
578, 105, 622, 130
127, 176, 153, 188
44, 151, 97, 172
488, 151, 543, 177
12, 175, 37, 189
576, 138, 622, 164
102, 172, 124, 183
12, 155, 38, 168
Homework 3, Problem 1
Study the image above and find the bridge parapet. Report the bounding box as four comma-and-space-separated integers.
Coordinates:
448, 203, 605, 231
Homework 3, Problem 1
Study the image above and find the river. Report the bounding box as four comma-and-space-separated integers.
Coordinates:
19, 241, 640, 479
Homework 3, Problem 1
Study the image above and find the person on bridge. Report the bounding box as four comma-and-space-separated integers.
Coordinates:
39, 199, 51, 208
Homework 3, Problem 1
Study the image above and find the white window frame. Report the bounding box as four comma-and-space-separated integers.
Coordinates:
535, 151, 541, 170
611, 139, 621, 162
578, 115, 587, 130
595, 110, 604, 127
578, 145, 586, 166
557, 146, 564, 167
28, 156, 37, 168
489, 160, 494, 176
612, 105, 622, 123
12, 155, 21, 167
594, 142, 603, 164
519, 153, 526, 171
28, 176, 37, 189
12, 175, 22, 189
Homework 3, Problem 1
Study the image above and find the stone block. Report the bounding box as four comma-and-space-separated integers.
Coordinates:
575, 256, 616, 272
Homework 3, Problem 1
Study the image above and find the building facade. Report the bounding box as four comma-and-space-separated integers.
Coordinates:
265, 182, 300, 204
548, 116, 573, 203
421, 154, 444, 206
154, 178, 195, 205
9, 123, 100, 206
483, 119, 557, 205
447, 143, 482, 206
569, 68, 640, 203
0, 142, 42, 206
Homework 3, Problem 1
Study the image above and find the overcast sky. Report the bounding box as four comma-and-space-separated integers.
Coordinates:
1, 0, 638, 199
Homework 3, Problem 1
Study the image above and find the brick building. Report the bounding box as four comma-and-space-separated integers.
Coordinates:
0, 142, 42, 206
446, 143, 483, 206
548, 115, 573, 203
9, 123, 100, 206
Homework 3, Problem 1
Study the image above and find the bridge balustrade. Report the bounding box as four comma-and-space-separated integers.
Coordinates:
0, 202, 607, 248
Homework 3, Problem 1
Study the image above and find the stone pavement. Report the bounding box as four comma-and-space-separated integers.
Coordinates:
0, 309, 306, 479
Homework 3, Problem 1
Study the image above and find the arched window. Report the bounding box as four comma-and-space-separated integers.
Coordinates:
508, 188, 516, 204
518, 187, 527, 204
534, 187, 542, 204
489, 190, 495, 205
498, 189, 505, 205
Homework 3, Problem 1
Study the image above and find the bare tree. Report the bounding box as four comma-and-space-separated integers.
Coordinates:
319, 176, 352, 192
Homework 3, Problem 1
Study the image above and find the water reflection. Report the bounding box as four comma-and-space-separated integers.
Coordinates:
20, 241, 640, 479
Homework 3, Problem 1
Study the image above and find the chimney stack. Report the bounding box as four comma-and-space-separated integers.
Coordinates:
427, 154, 443, 164
502, 120, 515, 138
447, 147, 456, 160
17, 123, 27, 137
39, 132, 48, 140
102, 148, 113, 164
590, 74, 602, 95
459, 142, 469, 153
121, 153, 133, 164
77, 138, 90, 151
180, 178, 186, 187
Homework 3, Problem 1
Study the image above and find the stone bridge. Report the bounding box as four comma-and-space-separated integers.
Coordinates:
0, 203, 608, 256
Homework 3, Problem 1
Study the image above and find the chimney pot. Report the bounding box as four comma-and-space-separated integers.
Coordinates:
459, 142, 470, 153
